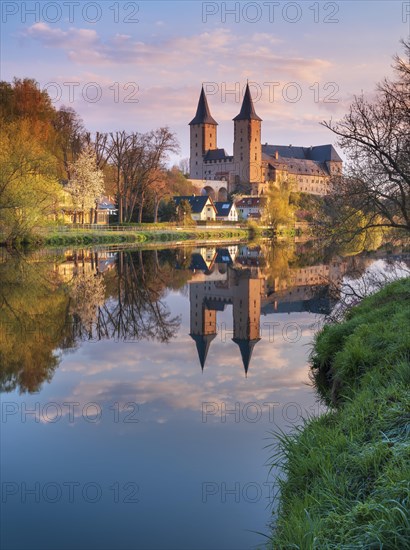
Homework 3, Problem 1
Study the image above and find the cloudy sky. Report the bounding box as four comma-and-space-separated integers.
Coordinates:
2, 0, 408, 163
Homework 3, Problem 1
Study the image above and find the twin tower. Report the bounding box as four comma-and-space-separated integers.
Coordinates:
189, 83, 263, 191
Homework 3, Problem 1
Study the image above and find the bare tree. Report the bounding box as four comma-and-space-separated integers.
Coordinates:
108, 131, 130, 223
84, 132, 113, 222
85, 132, 112, 170
322, 39, 410, 236
53, 106, 85, 179
133, 127, 179, 223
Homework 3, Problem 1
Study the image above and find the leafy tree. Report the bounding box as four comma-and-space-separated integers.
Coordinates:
0, 119, 62, 244
0, 251, 74, 393
149, 167, 195, 222
263, 175, 296, 229
159, 198, 177, 222
0, 78, 57, 146
66, 145, 105, 224
176, 199, 194, 225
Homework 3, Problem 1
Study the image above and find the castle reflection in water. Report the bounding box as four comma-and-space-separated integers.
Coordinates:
187, 245, 346, 374
50, 244, 348, 374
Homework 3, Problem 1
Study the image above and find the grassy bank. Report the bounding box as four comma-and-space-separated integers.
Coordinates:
40, 227, 249, 246
269, 278, 410, 549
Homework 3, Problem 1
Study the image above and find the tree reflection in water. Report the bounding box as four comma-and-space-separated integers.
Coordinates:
0, 248, 184, 393
1, 243, 408, 394
71, 250, 182, 343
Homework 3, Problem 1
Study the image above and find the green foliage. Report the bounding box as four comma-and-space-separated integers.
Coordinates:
164, 167, 195, 196
0, 251, 73, 393
0, 119, 62, 244
269, 278, 410, 549
247, 219, 262, 238
176, 199, 195, 225
292, 192, 324, 223
264, 176, 296, 229
159, 198, 177, 222
42, 227, 248, 247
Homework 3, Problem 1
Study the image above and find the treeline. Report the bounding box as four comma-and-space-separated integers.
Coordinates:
0, 78, 193, 244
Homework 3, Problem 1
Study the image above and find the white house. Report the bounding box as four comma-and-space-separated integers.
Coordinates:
235, 197, 267, 220
174, 195, 217, 222
214, 202, 238, 222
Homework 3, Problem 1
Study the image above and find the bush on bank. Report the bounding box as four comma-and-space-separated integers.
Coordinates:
269, 278, 410, 549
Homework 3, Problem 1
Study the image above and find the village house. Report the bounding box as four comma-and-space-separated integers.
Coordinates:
174, 195, 217, 222
214, 201, 239, 222
235, 196, 267, 220
60, 187, 117, 224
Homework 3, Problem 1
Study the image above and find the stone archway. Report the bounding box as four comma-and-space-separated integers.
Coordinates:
202, 186, 216, 200
217, 187, 228, 201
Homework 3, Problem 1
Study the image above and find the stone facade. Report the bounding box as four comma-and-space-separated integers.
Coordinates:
189, 84, 342, 197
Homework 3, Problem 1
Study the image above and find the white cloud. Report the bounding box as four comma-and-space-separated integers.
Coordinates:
23, 23, 332, 84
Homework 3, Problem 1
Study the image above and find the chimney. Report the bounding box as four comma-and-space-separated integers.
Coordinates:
275, 150, 279, 160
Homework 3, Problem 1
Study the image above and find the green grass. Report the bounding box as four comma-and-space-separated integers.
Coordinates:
37, 228, 249, 247
268, 278, 410, 549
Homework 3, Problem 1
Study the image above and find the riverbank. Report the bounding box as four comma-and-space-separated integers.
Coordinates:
1, 226, 251, 247
269, 278, 410, 548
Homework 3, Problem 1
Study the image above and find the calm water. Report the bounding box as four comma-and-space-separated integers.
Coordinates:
1, 242, 407, 550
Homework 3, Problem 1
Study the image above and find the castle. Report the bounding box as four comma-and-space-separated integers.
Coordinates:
189, 84, 342, 199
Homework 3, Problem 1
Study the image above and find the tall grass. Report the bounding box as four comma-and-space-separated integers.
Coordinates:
268, 278, 410, 549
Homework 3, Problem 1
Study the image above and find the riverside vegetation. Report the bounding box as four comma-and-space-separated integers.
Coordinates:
268, 277, 410, 548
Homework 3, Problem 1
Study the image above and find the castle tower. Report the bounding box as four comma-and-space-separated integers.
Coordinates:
232, 273, 262, 375
189, 87, 218, 179
189, 282, 217, 370
233, 83, 262, 187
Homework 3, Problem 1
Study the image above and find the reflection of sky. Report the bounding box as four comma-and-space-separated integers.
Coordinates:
1, 283, 322, 550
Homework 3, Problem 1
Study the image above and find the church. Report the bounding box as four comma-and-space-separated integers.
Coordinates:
189, 83, 342, 199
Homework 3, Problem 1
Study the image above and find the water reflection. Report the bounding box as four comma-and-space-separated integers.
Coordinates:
1, 242, 408, 393
1, 242, 409, 550
188, 245, 346, 374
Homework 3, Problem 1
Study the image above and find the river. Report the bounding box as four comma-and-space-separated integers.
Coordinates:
1, 241, 408, 550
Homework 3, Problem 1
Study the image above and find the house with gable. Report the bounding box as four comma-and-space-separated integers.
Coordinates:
214, 201, 238, 222
174, 195, 217, 222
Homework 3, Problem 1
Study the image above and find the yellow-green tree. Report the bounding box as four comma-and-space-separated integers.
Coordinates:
0, 119, 63, 244
264, 175, 297, 230
0, 251, 74, 393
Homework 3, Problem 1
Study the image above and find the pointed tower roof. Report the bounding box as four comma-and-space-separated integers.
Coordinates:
232, 337, 261, 375
189, 87, 218, 126
190, 333, 217, 370
233, 83, 262, 122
